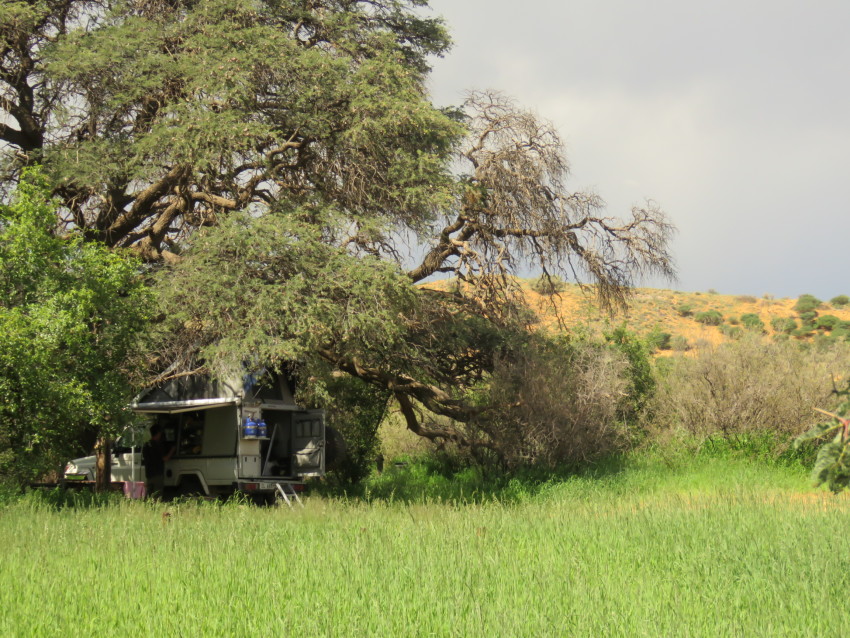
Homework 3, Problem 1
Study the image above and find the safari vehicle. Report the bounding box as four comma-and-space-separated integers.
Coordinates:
64, 371, 325, 501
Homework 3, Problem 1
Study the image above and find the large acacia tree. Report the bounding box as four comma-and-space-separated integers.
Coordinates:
2, 0, 675, 461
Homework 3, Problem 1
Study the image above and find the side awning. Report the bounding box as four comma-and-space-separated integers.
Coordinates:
130, 397, 240, 414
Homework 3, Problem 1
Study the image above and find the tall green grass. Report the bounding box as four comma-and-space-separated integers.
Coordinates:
2, 456, 847, 636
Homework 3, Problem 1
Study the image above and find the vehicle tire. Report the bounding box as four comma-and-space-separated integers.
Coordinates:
175, 475, 206, 499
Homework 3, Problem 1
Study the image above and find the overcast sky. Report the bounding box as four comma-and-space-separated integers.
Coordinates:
423, 0, 850, 300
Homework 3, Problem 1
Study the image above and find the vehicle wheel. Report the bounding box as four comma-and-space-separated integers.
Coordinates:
175, 475, 206, 499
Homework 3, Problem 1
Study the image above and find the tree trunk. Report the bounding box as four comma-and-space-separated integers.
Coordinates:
94, 437, 112, 493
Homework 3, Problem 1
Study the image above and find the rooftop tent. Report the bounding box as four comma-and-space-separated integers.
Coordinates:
132, 369, 298, 410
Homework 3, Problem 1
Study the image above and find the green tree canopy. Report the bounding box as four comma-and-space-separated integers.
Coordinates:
3, 1, 676, 463
0, 170, 149, 481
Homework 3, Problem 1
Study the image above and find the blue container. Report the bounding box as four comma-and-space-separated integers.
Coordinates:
243, 417, 257, 439
257, 418, 268, 438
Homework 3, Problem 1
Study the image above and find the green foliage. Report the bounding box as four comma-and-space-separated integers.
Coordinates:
830, 295, 850, 307
305, 374, 390, 485
604, 325, 656, 421
6, 0, 462, 253
794, 383, 850, 492
794, 294, 822, 314
0, 169, 150, 482
530, 274, 567, 296
694, 309, 723, 326
727, 315, 739, 325
154, 208, 419, 374
719, 324, 743, 339
739, 313, 764, 332
670, 335, 689, 351
771, 317, 797, 334
646, 328, 672, 351
675, 303, 693, 317
816, 315, 840, 331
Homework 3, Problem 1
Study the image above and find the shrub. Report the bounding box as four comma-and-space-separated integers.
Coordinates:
646, 329, 672, 351
707, 288, 719, 295
670, 335, 689, 351
735, 295, 757, 304
304, 374, 390, 484
531, 274, 566, 296
694, 310, 723, 326
650, 337, 850, 441
771, 317, 797, 334
719, 324, 743, 339
832, 328, 850, 341
484, 336, 632, 467
795, 294, 822, 314
830, 295, 850, 308
675, 304, 693, 317
816, 315, 840, 331
727, 315, 740, 325
799, 311, 818, 329
740, 313, 765, 332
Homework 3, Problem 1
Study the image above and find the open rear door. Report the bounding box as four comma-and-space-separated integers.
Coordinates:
292, 410, 325, 477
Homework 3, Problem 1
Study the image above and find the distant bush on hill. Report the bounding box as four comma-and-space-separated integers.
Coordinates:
719, 324, 743, 339
735, 295, 757, 304
770, 317, 797, 334
831, 295, 850, 308
695, 310, 723, 326
670, 335, 689, 351
531, 274, 567, 296
646, 329, 672, 351
794, 294, 822, 314
676, 304, 693, 317
816, 315, 840, 331
740, 313, 765, 332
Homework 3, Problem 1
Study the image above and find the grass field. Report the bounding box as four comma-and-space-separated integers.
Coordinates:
3, 454, 849, 637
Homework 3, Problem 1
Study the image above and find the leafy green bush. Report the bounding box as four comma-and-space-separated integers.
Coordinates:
694, 310, 723, 326
830, 295, 850, 308
740, 313, 765, 332
816, 315, 840, 331
313, 375, 391, 484
531, 274, 567, 296
814, 334, 838, 350
675, 304, 693, 317
0, 171, 151, 483
719, 324, 743, 339
770, 317, 797, 334
646, 329, 672, 351
799, 311, 818, 331
670, 335, 689, 351
795, 294, 822, 314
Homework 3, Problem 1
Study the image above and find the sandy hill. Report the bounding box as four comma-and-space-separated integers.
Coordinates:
429, 279, 850, 351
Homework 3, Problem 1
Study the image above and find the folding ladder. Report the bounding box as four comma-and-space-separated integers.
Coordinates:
275, 482, 304, 508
